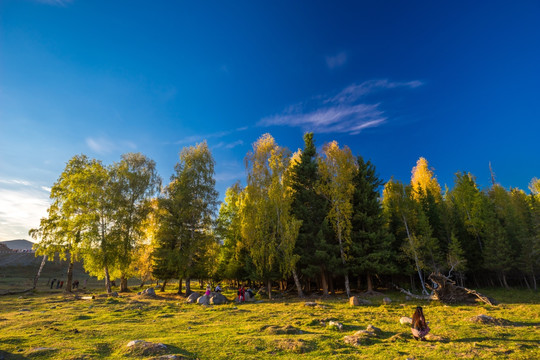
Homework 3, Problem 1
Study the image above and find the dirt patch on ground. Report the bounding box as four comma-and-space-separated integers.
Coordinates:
469, 315, 511, 326
274, 339, 313, 353
261, 324, 303, 335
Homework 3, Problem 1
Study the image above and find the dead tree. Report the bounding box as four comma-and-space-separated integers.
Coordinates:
428, 273, 498, 306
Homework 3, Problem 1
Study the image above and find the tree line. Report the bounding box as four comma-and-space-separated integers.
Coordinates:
31, 133, 540, 296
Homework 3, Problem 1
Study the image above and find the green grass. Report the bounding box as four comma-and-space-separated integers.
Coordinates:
0, 285, 538, 359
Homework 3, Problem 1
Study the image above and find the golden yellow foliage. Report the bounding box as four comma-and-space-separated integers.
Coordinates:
410, 157, 442, 201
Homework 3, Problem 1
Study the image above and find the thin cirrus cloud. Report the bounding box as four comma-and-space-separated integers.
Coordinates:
259, 79, 423, 135
326, 52, 348, 69
86, 137, 137, 155
35, 0, 73, 6
175, 127, 248, 146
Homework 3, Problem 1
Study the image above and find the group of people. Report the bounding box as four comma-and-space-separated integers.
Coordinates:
203, 284, 255, 303
237, 285, 254, 302
48, 278, 81, 290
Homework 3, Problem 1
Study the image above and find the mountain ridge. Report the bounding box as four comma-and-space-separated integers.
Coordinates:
0, 239, 35, 250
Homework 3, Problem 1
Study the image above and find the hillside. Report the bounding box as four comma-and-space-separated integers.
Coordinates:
0, 239, 35, 250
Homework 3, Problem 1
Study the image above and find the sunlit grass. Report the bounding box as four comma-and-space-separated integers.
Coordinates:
0, 286, 538, 359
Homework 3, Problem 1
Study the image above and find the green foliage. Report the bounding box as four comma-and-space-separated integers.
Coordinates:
349, 156, 397, 289
153, 141, 218, 286
240, 134, 302, 295
290, 133, 338, 291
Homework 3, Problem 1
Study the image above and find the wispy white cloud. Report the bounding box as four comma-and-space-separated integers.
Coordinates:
213, 140, 244, 150
86, 137, 137, 155
35, 0, 73, 6
326, 51, 348, 69
0, 179, 51, 241
175, 127, 248, 145
259, 79, 422, 135
327, 79, 423, 104
0, 179, 32, 186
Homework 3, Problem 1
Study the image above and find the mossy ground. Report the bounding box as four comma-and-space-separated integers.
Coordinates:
0, 285, 539, 359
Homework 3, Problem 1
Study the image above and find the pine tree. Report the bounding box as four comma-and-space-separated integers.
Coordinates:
290, 133, 337, 295
349, 156, 396, 292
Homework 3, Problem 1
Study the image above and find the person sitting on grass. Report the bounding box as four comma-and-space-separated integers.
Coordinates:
205, 285, 211, 297
215, 284, 222, 293
411, 306, 430, 341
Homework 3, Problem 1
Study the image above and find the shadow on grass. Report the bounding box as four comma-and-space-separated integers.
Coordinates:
163, 344, 198, 359
453, 337, 539, 344
511, 321, 540, 327
0, 350, 29, 360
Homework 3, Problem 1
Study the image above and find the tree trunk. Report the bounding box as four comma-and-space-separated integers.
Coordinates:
357, 277, 361, 291
523, 275, 530, 290
267, 279, 272, 300
402, 214, 428, 295
65, 260, 74, 293
329, 275, 335, 295
120, 274, 128, 292
292, 268, 304, 297
321, 270, 329, 296
104, 265, 112, 294
177, 278, 183, 295
532, 273, 537, 291
367, 273, 373, 292
336, 219, 351, 298
502, 273, 510, 289
33, 255, 47, 290
160, 279, 168, 292
185, 277, 192, 296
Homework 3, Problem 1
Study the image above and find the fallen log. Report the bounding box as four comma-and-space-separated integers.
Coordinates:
0, 288, 34, 296
393, 284, 433, 300
428, 273, 498, 306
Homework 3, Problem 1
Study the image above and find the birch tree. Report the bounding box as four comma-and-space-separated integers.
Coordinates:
110, 153, 161, 292
317, 141, 356, 298
155, 141, 218, 295
241, 134, 302, 299
30, 155, 92, 293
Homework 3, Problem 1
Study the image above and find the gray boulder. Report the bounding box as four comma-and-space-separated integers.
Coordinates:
197, 295, 210, 305
126, 340, 167, 356
186, 292, 201, 303
210, 293, 228, 305
349, 296, 371, 306
382, 297, 392, 305
144, 287, 156, 297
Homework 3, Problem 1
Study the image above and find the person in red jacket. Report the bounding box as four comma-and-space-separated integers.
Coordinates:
237, 285, 245, 303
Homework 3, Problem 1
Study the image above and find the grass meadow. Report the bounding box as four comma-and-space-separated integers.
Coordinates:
0, 278, 539, 359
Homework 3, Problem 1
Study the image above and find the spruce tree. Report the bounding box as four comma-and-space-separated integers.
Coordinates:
349, 156, 396, 292
290, 133, 338, 295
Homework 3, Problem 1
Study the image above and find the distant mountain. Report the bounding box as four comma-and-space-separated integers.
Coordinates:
0, 239, 35, 250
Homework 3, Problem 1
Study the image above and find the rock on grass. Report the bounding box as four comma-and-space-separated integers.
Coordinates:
343, 325, 381, 346
126, 340, 168, 356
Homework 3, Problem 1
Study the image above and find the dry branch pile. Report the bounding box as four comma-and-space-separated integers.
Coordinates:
428, 273, 498, 306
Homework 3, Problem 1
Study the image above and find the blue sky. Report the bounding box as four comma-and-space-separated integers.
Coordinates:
1, 0, 539, 240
